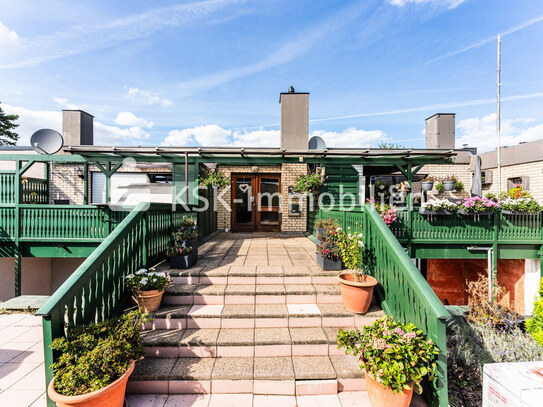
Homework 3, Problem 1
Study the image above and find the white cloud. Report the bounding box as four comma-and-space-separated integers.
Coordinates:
0, 0, 247, 69
53, 97, 81, 110
2, 103, 150, 146
162, 124, 230, 146
0, 21, 19, 54
114, 112, 154, 129
232, 129, 279, 147
386, 0, 466, 9
456, 113, 543, 152
311, 128, 387, 148
125, 88, 174, 108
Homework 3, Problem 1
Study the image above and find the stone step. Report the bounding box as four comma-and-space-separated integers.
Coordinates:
144, 303, 384, 330
141, 326, 367, 358
163, 284, 342, 305
127, 355, 365, 395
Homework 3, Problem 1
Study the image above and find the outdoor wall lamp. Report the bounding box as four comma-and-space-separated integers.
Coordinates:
251, 166, 259, 173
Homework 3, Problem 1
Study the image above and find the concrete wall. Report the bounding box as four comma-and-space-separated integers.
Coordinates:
0, 257, 84, 302
426, 258, 527, 314
280, 92, 309, 150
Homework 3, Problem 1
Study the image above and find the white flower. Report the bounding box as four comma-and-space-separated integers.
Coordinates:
152, 278, 157, 282
358, 233, 363, 238
156, 272, 166, 278
126, 274, 135, 279
140, 277, 148, 286
336, 227, 342, 232
358, 241, 364, 247
136, 268, 147, 275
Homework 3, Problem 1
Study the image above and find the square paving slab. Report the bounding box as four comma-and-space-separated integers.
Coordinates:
253, 357, 295, 380
289, 327, 327, 344
292, 356, 336, 380
131, 358, 176, 380
169, 357, 216, 380
180, 328, 220, 346
212, 357, 254, 380
254, 328, 291, 345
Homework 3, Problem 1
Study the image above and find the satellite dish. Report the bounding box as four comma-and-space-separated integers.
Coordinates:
30, 129, 64, 155
308, 136, 326, 150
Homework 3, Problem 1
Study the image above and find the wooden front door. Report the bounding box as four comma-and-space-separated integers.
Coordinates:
232, 174, 281, 232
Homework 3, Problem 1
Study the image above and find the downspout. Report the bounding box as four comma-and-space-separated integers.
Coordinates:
467, 246, 494, 302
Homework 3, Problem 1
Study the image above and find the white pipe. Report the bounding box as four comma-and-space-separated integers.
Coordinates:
497, 34, 502, 196
468, 246, 494, 302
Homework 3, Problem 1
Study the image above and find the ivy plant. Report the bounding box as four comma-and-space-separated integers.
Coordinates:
50, 310, 149, 396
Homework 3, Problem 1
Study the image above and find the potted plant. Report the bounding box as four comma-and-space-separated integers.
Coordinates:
47, 310, 149, 407
337, 316, 439, 407
168, 243, 197, 269
421, 176, 435, 192
458, 196, 499, 216
434, 182, 445, 194
198, 167, 230, 189
127, 268, 171, 312
173, 227, 199, 251
337, 227, 377, 314
367, 200, 397, 227
454, 181, 464, 192
316, 227, 342, 270
498, 186, 542, 215
315, 218, 338, 244
420, 198, 457, 215
442, 175, 457, 192
291, 167, 326, 194
177, 216, 197, 233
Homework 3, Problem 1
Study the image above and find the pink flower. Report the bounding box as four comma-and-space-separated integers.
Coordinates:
394, 327, 404, 335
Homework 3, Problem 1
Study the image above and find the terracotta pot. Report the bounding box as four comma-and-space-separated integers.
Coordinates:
134, 289, 164, 313
365, 370, 414, 407
337, 273, 377, 314
48, 360, 135, 407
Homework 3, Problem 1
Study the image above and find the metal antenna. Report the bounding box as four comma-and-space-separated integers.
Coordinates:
497, 34, 502, 195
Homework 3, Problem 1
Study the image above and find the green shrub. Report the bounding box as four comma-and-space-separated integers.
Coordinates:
338, 316, 439, 394
435, 182, 444, 193
526, 278, 543, 346
455, 181, 464, 192
50, 310, 149, 396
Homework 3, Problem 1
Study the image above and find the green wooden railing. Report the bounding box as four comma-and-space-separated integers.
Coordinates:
362, 204, 449, 407
36, 203, 194, 407
0, 172, 49, 204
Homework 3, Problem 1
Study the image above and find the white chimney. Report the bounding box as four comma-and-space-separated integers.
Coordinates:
279, 86, 309, 150
425, 113, 455, 149
62, 110, 94, 145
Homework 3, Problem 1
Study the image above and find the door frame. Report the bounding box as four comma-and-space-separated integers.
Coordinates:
231, 173, 281, 232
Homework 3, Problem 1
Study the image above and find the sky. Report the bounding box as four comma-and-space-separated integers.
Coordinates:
1, 0, 543, 152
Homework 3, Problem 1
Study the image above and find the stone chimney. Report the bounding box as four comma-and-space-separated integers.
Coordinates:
62, 110, 94, 145
425, 113, 455, 149
279, 86, 309, 150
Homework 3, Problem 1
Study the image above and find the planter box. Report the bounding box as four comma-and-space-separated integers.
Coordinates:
316, 227, 326, 245
421, 181, 434, 191
458, 208, 494, 216
420, 208, 455, 216
170, 249, 198, 269
316, 253, 341, 271
443, 181, 456, 191
501, 210, 541, 216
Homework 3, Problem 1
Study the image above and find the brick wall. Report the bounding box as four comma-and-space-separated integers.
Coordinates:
420, 163, 472, 199
482, 161, 543, 202
49, 164, 86, 204
216, 164, 308, 232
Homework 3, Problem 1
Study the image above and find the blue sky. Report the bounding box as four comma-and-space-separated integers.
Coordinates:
1, 0, 543, 151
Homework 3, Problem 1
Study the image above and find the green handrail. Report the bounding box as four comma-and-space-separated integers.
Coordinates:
36, 203, 194, 407
363, 204, 449, 407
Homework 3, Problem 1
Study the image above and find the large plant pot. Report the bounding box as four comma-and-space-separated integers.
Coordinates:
421, 181, 434, 191
133, 289, 164, 313
170, 249, 198, 269
365, 370, 414, 407
443, 181, 456, 191
48, 360, 135, 407
337, 273, 377, 314
316, 227, 327, 245
316, 253, 341, 271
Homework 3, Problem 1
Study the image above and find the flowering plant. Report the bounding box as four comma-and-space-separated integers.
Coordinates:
458, 197, 499, 214
316, 226, 342, 260
126, 268, 170, 292
337, 317, 439, 394
421, 198, 457, 212
442, 175, 458, 182
500, 184, 531, 200
499, 197, 542, 213
422, 175, 435, 182
178, 216, 197, 228
167, 243, 193, 257
337, 226, 369, 282
173, 229, 199, 242
291, 168, 326, 193
198, 167, 230, 188
368, 200, 397, 226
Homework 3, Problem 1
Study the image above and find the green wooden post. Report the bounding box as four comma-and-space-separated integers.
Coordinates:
492, 213, 499, 297
14, 160, 22, 297
539, 246, 543, 280
106, 161, 111, 205
42, 316, 55, 407
406, 164, 414, 257
142, 212, 148, 267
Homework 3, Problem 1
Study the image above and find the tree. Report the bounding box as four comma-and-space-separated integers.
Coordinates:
0, 102, 19, 146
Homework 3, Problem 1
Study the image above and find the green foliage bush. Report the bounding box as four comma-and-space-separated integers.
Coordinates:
338, 317, 439, 394
526, 278, 543, 346
50, 310, 149, 396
